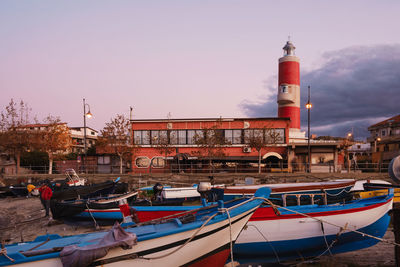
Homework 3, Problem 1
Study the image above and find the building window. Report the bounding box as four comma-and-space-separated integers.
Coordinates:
381, 130, 386, 136
151, 157, 165, 168
187, 130, 196, 144
244, 128, 285, 144
266, 128, 285, 144
170, 130, 178, 145
134, 130, 150, 145
135, 156, 150, 168
233, 129, 242, 144
224, 130, 233, 143
151, 131, 159, 144
178, 130, 187, 145
280, 85, 289, 93
91, 131, 95, 135
98, 156, 110, 165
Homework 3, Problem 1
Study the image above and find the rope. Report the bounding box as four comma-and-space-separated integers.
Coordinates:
219, 208, 234, 267
324, 187, 352, 197
130, 196, 256, 229
320, 221, 333, 256
302, 223, 349, 264
85, 202, 99, 230
0, 243, 14, 263
253, 197, 400, 247
139, 198, 256, 260
247, 224, 281, 264
141, 212, 218, 260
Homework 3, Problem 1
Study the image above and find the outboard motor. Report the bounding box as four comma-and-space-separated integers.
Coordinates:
197, 182, 212, 205
153, 183, 164, 202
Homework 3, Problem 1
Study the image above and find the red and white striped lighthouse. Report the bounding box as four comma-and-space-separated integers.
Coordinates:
277, 40, 300, 130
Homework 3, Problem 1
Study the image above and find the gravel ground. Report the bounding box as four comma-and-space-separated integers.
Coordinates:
0, 196, 397, 266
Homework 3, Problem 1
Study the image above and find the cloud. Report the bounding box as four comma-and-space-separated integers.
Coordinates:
241, 44, 400, 139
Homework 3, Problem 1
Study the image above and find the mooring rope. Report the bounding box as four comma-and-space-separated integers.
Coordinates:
246, 224, 281, 264
254, 196, 400, 247
140, 199, 255, 261
141, 212, 219, 260
85, 202, 99, 230
219, 208, 235, 267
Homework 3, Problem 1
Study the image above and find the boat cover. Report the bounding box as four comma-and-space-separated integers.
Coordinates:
60, 222, 137, 267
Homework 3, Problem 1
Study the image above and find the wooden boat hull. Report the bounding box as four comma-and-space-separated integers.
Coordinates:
125, 193, 393, 264
1, 188, 270, 267
233, 193, 393, 263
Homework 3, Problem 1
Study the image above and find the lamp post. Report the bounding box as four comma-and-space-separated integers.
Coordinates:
374, 137, 381, 153
83, 98, 93, 173
374, 137, 382, 172
346, 132, 353, 172
305, 86, 312, 173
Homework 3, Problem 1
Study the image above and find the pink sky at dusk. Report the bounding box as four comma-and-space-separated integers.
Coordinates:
1, 1, 399, 134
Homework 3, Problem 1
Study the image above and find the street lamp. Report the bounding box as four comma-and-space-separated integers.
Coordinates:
83, 98, 93, 173
306, 86, 312, 173
374, 137, 381, 153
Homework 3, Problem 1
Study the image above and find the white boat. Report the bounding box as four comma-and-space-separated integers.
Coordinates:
233, 190, 394, 263
0, 188, 271, 267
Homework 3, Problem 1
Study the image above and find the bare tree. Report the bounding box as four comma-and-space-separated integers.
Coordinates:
98, 114, 136, 174
152, 131, 174, 171
35, 116, 71, 174
245, 127, 283, 173
0, 99, 35, 173
194, 121, 230, 172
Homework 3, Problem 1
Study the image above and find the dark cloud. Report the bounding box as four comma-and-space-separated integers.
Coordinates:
241, 45, 400, 139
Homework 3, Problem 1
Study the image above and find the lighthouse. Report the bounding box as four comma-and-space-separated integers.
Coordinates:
277, 40, 301, 130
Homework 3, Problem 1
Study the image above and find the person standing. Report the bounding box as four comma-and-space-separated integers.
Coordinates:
39, 182, 53, 217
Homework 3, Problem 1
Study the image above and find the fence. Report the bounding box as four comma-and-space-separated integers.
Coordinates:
18, 161, 392, 174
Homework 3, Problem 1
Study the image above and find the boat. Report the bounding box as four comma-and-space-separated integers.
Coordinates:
56, 169, 86, 186
50, 191, 139, 221
64, 180, 355, 222
351, 179, 400, 202
355, 157, 400, 202
93, 186, 393, 264
140, 183, 201, 202
0, 187, 270, 267
51, 178, 128, 201
218, 179, 356, 205
233, 189, 394, 264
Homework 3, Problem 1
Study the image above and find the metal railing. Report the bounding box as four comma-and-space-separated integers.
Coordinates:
16, 161, 391, 174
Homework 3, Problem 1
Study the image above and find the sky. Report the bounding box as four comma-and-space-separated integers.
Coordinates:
1, 1, 399, 140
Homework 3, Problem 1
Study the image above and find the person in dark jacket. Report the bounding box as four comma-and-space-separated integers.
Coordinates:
39, 182, 53, 217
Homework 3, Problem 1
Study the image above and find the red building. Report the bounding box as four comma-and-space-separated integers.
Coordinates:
131, 118, 290, 173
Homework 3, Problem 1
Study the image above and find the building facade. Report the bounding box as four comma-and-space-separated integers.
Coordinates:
368, 114, 400, 167
69, 127, 98, 154
131, 118, 290, 173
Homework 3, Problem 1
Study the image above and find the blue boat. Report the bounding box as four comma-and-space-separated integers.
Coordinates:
0, 188, 271, 267
233, 189, 393, 264
71, 188, 394, 264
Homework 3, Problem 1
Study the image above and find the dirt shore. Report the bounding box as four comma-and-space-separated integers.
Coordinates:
0, 196, 396, 266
